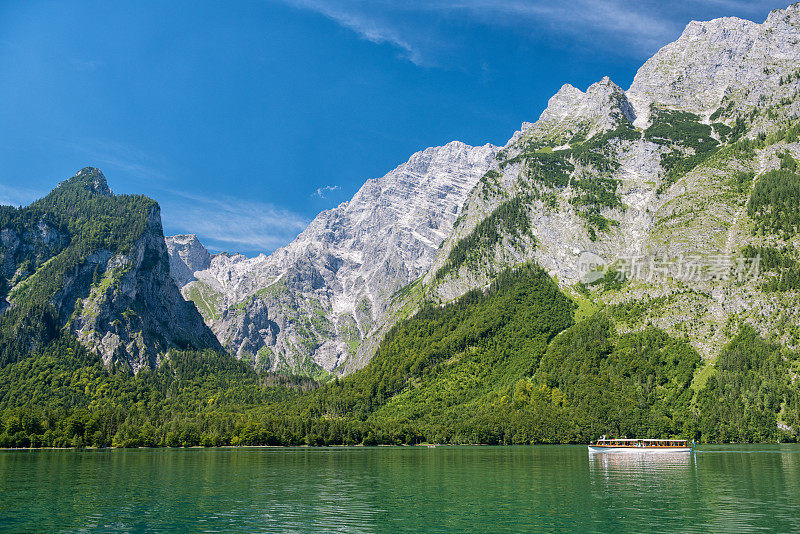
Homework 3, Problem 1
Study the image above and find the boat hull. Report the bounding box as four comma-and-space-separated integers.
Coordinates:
588, 446, 691, 453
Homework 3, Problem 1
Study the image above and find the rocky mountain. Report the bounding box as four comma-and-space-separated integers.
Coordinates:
168, 4, 800, 377
3, 3, 800, 451
168, 141, 497, 375
0, 168, 221, 371
404, 4, 800, 363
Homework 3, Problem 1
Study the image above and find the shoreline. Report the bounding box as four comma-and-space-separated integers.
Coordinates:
2, 442, 796, 451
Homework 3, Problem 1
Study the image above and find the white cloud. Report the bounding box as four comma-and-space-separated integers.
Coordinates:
281, 0, 428, 64
278, 0, 675, 63
159, 190, 310, 254
314, 184, 340, 198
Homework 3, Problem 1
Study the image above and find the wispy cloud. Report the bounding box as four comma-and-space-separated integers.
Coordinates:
689, 0, 784, 12
160, 190, 310, 254
281, 0, 427, 64
0, 183, 43, 207
277, 0, 788, 65
314, 184, 340, 198
278, 0, 675, 63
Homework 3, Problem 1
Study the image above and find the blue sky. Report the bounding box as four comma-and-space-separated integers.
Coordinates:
0, 0, 790, 255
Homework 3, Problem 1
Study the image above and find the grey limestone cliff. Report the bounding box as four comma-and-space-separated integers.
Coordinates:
70, 202, 222, 371
168, 141, 497, 375
407, 4, 800, 363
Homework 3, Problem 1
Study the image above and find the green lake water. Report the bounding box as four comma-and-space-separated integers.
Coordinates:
2, 445, 800, 533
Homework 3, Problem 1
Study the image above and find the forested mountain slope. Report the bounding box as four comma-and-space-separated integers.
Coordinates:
0, 168, 220, 372
2, 261, 795, 447
164, 6, 800, 379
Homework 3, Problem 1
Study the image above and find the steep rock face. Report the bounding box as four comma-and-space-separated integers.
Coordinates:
172, 5, 800, 374
70, 204, 222, 371
165, 234, 212, 287
532, 77, 636, 143
0, 168, 220, 372
627, 5, 800, 126
168, 141, 497, 374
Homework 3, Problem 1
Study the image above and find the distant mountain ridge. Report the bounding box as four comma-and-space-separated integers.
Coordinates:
167, 141, 497, 375
2, 2, 800, 451
417, 3, 800, 362
5, 5, 796, 378
168, 4, 800, 376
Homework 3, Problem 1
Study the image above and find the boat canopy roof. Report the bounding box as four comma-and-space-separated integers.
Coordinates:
597, 438, 687, 443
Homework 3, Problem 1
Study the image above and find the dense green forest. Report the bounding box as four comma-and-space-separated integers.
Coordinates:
748, 168, 800, 239
644, 108, 720, 181
1, 260, 797, 448
436, 198, 534, 280
696, 326, 800, 442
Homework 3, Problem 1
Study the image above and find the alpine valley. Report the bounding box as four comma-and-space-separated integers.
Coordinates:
2, 5, 800, 447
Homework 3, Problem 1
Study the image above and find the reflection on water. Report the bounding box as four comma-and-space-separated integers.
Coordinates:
1, 445, 800, 533
587, 451, 696, 532
586, 446, 800, 533
589, 450, 692, 470
589, 451, 693, 498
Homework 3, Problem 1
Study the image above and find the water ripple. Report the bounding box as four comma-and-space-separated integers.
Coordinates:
1, 446, 799, 533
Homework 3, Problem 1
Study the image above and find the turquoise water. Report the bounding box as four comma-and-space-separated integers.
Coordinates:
2, 445, 800, 533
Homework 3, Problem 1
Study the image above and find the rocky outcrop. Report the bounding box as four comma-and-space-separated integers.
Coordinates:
70, 203, 222, 371
627, 5, 800, 126
165, 234, 212, 287
406, 4, 800, 363
528, 77, 636, 144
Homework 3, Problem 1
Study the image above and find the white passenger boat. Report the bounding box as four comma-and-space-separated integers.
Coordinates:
588, 437, 692, 453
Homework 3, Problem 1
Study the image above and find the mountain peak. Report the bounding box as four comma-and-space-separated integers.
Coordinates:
680, 15, 754, 38
59, 167, 113, 197
626, 4, 800, 126
165, 234, 212, 287
525, 76, 633, 145
767, 3, 800, 25
543, 84, 584, 113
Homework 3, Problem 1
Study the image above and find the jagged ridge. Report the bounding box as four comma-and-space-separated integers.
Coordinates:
168, 141, 497, 375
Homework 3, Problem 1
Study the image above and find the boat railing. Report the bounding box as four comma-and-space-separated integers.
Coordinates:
592, 439, 689, 447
